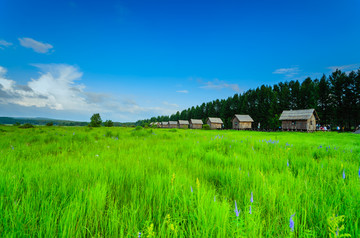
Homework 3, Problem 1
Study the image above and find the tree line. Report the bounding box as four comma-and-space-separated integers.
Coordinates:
137, 69, 360, 130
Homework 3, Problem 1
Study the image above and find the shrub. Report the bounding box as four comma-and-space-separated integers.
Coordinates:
19, 123, 34, 129
202, 124, 210, 130
46, 122, 54, 126
134, 126, 143, 131
13, 122, 20, 126
104, 120, 114, 127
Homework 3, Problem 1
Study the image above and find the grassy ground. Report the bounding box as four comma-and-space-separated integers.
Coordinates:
0, 125, 359, 237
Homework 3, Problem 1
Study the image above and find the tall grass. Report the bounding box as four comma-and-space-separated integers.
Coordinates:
0, 126, 359, 237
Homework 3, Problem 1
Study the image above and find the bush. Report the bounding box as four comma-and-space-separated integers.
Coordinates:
202, 124, 210, 130
19, 123, 34, 129
13, 122, 20, 126
134, 126, 143, 131
104, 120, 114, 127
46, 122, 54, 126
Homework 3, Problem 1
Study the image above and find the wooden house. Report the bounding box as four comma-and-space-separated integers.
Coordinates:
206, 117, 223, 129
190, 119, 203, 129
232, 114, 253, 130
178, 120, 189, 129
161, 121, 168, 128
168, 121, 178, 128
279, 109, 319, 131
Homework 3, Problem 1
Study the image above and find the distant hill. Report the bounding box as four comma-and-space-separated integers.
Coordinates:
0, 117, 88, 126
0, 117, 136, 127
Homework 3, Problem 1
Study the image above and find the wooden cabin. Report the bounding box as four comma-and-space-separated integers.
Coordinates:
178, 120, 189, 129
232, 114, 253, 130
152, 122, 160, 128
161, 121, 168, 128
190, 119, 203, 129
168, 121, 178, 128
206, 117, 223, 129
279, 109, 319, 131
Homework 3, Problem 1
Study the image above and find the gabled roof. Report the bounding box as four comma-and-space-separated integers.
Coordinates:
169, 121, 177, 125
279, 109, 319, 121
233, 114, 254, 122
207, 117, 223, 124
190, 119, 203, 124
161, 121, 168, 125
178, 120, 189, 125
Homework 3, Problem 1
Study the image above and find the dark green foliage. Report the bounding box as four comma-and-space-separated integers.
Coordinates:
46, 122, 54, 126
202, 124, 210, 130
89, 113, 102, 127
135, 126, 143, 131
19, 123, 34, 129
137, 69, 360, 130
104, 120, 114, 127
13, 122, 20, 126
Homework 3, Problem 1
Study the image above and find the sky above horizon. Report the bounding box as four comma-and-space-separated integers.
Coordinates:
1, 0, 359, 122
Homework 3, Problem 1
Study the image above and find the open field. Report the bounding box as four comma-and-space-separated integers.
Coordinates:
0, 126, 359, 237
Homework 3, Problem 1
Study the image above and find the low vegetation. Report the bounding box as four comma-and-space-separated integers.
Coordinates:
0, 126, 359, 237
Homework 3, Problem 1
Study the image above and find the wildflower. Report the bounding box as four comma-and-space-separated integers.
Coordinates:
239, 167, 241, 171
11, 145, 14, 150
73, 132, 75, 135
287, 160, 289, 167
249, 205, 252, 214
191, 186, 193, 193
289, 213, 296, 232
95, 154, 99, 157
250, 192, 253, 203
343, 169, 345, 179
358, 167, 360, 179
138, 232, 141, 238
214, 196, 216, 202
234, 200, 240, 217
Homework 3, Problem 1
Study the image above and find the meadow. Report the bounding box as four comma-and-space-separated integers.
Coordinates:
0, 125, 359, 237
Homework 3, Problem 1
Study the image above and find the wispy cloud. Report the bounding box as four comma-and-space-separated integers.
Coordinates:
0, 64, 177, 121
163, 101, 179, 108
328, 63, 360, 74
273, 66, 300, 78
176, 90, 189, 94
0, 40, 12, 49
18, 37, 53, 53
200, 78, 240, 92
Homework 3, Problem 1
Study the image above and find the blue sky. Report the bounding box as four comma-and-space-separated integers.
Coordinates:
0, 0, 359, 122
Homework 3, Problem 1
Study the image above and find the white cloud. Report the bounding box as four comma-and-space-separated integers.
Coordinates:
163, 101, 179, 108
200, 78, 240, 92
0, 40, 12, 49
18, 37, 53, 53
176, 90, 189, 93
0, 64, 179, 121
273, 67, 300, 78
328, 63, 360, 74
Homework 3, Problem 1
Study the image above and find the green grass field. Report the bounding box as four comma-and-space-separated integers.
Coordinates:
0, 126, 359, 237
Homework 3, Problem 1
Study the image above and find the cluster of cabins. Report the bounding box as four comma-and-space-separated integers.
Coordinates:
150, 109, 319, 132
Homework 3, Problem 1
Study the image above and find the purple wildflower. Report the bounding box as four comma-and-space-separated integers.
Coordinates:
191, 186, 193, 193
358, 167, 360, 179
289, 213, 295, 232
287, 160, 289, 167
343, 169, 345, 179
249, 205, 252, 214
250, 192, 253, 203
214, 196, 216, 202
234, 200, 240, 217
11, 145, 14, 150
138, 231, 141, 238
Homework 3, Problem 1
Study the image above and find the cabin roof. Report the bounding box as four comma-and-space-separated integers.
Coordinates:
279, 109, 319, 121
233, 114, 254, 122
178, 120, 189, 125
190, 119, 203, 124
161, 121, 168, 125
169, 121, 177, 125
207, 117, 224, 124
